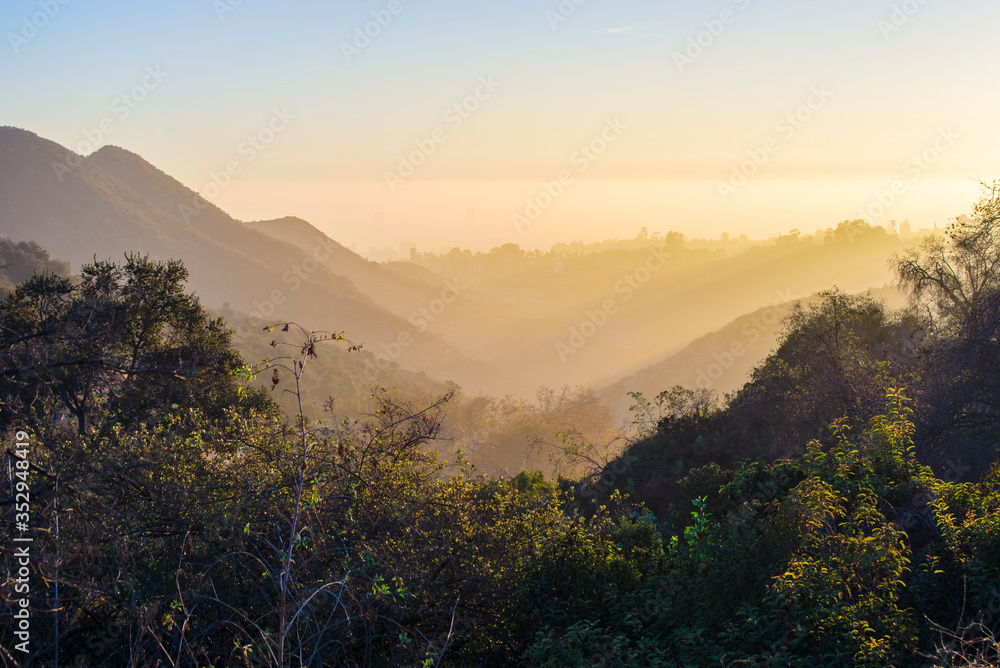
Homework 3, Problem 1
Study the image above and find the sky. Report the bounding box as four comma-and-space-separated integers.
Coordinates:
3, 0, 999, 254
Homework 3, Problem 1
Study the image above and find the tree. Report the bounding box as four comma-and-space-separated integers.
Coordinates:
893, 183, 1000, 474
0, 257, 278, 666
732, 290, 922, 446
599, 290, 923, 519
0, 255, 256, 435
825, 219, 889, 245
0, 238, 70, 294
893, 181, 1000, 328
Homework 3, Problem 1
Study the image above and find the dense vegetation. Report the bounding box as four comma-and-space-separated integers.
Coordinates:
0, 240, 69, 296
2, 188, 1000, 666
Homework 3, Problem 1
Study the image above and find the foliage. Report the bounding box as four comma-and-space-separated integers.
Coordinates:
521, 389, 1000, 667
892, 181, 1000, 475
2, 233, 1000, 667
0, 238, 70, 295
893, 181, 1000, 328
0, 254, 261, 436
599, 289, 923, 519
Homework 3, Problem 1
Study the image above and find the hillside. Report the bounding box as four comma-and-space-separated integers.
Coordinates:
410, 228, 907, 393
598, 284, 911, 412
0, 127, 506, 394
0, 128, 922, 401
246, 217, 564, 392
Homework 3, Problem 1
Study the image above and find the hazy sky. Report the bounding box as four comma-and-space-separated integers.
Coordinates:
3, 0, 999, 252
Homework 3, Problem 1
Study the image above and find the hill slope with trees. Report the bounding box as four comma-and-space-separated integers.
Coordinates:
0, 127, 508, 394
1, 186, 1000, 666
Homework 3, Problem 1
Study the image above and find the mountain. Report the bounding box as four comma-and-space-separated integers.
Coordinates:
597, 285, 910, 413
0, 127, 505, 394
246, 216, 575, 393
597, 301, 796, 412
245, 217, 440, 319
0, 126, 916, 401
408, 229, 908, 394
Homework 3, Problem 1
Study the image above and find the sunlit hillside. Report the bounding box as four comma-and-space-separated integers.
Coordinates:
4, 1, 1000, 665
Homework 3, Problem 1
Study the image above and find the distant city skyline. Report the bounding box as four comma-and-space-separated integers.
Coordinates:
3, 0, 998, 251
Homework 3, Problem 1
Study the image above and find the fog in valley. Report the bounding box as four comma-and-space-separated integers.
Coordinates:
4, 2, 1000, 665
0, 125, 932, 476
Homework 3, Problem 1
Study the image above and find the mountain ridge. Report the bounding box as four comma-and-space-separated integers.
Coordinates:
0, 126, 508, 394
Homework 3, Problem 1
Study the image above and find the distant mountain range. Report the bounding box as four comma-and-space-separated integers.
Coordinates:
0, 126, 506, 394
0, 126, 914, 409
